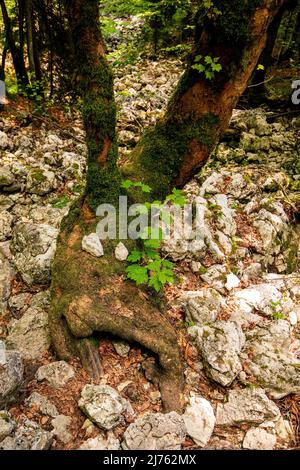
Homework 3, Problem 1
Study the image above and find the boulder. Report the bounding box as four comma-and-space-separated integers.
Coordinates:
122, 412, 186, 450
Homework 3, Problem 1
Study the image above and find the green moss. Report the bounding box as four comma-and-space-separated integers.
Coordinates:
124, 113, 219, 200
213, 0, 263, 46
30, 169, 47, 184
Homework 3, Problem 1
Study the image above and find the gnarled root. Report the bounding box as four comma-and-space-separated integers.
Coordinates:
50, 212, 184, 413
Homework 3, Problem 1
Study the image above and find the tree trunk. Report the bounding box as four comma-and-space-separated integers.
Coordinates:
124, 0, 288, 195
0, 0, 29, 89
50, 0, 184, 413
25, 0, 42, 83
247, 2, 288, 105
50, 0, 288, 413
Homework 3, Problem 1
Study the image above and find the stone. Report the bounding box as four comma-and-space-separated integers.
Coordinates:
245, 320, 300, 398
25, 392, 58, 418
182, 289, 223, 326
112, 340, 131, 357
243, 428, 276, 450
0, 418, 52, 450
36, 361, 75, 388
0, 343, 23, 407
0, 253, 13, 315
8, 293, 30, 317
200, 265, 227, 294
10, 222, 58, 285
79, 385, 133, 431
0, 131, 9, 149
183, 393, 215, 447
51, 415, 72, 444
122, 412, 186, 450
225, 273, 240, 291
0, 210, 13, 241
0, 411, 15, 441
115, 242, 129, 261
0, 167, 14, 188
79, 433, 120, 450
216, 388, 280, 426
193, 321, 245, 386
6, 303, 50, 360
26, 167, 57, 195
82, 233, 104, 257
275, 417, 294, 442
234, 284, 282, 317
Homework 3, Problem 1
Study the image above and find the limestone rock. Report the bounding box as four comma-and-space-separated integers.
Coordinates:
216, 388, 280, 426
79, 385, 133, 431
183, 394, 215, 447
35, 361, 75, 388
0, 418, 52, 450
182, 288, 223, 326
0, 411, 15, 442
243, 428, 276, 450
115, 242, 129, 261
122, 412, 186, 450
0, 343, 23, 407
79, 433, 120, 450
25, 392, 58, 418
6, 302, 50, 360
11, 222, 58, 285
193, 321, 245, 386
82, 233, 104, 257
51, 415, 72, 444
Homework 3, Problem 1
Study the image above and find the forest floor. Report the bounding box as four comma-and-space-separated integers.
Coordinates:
0, 19, 300, 451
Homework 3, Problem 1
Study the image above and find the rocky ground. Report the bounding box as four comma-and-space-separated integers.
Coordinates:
0, 32, 300, 450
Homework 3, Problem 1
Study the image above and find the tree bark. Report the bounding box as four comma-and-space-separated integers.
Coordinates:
0, 0, 29, 89
124, 0, 289, 195
50, 0, 184, 413
25, 0, 42, 83
50, 0, 288, 413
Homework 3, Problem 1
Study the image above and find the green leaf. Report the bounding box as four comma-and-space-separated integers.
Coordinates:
162, 259, 174, 269
144, 239, 161, 250
126, 265, 149, 285
127, 251, 144, 262
205, 55, 213, 64
147, 260, 162, 272
148, 274, 163, 292
121, 180, 134, 190
257, 64, 265, 71
211, 62, 222, 72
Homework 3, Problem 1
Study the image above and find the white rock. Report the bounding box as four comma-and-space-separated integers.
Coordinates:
51, 415, 72, 444
225, 273, 240, 291
122, 412, 186, 450
79, 385, 133, 431
216, 388, 280, 426
35, 361, 75, 388
289, 311, 297, 326
0, 131, 9, 149
115, 242, 129, 261
79, 433, 120, 450
183, 394, 215, 447
82, 234, 104, 257
243, 428, 276, 450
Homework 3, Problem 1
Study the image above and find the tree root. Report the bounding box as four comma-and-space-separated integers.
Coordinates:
50, 211, 185, 413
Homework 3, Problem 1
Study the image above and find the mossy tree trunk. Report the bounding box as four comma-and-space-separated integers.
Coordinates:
51, 0, 184, 413
124, 0, 288, 196
50, 0, 287, 413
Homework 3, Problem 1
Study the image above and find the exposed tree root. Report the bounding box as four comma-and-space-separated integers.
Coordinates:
50, 205, 184, 413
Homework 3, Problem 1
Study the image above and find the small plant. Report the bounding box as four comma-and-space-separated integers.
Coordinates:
123, 180, 187, 292
178, 320, 196, 329
270, 300, 286, 320
192, 54, 222, 80
51, 196, 71, 209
